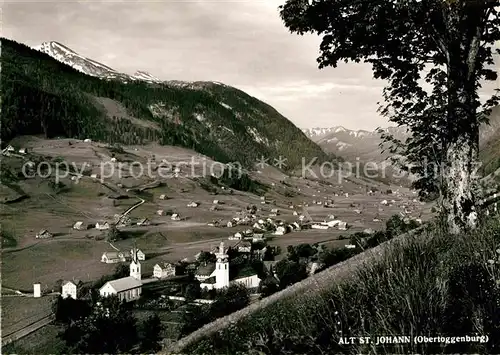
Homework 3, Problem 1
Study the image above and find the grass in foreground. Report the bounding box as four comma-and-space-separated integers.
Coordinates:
181, 218, 500, 355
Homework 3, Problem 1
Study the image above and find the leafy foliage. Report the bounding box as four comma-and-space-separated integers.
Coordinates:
138, 314, 164, 353
275, 259, 308, 288
279, 0, 500, 233
58, 296, 137, 354
52, 296, 91, 324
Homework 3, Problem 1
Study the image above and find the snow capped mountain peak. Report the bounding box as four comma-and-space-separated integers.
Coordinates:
34, 41, 163, 84
132, 70, 162, 83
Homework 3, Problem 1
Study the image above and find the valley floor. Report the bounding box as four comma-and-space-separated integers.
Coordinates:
1, 137, 432, 351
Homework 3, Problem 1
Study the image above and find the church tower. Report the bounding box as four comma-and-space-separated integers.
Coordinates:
215, 241, 229, 289
130, 246, 141, 281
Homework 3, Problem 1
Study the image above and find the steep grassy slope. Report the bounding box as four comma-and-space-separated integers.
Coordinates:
1, 38, 330, 169
174, 218, 500, 355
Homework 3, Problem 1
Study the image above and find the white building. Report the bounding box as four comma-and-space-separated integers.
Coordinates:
215, 243, 230, 289
36, 229, 53, 239
73, 221, 86, 230
95, 222, 110, 230
322, 220, 341, 228
171, 214, 181, 221
153, 263, 178, 278
33, 283, 41, 298
62, 281, 77, 299
199, 242, 261, 291
101, 251, 126, 263
99, 248, 142, 302
311, 224, 329, 230
130, 248, 145, 261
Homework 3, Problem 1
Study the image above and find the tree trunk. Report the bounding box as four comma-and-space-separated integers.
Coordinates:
441, 4, 486, 235
444, 136, 480, 234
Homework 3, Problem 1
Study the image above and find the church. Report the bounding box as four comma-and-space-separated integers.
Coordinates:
199, 242, 261, 291
99, 247, 142, 302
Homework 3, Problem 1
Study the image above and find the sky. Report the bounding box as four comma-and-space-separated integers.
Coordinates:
3, 0, 500, 131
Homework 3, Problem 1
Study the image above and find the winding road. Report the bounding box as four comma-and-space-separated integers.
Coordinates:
116, 197, 145, 226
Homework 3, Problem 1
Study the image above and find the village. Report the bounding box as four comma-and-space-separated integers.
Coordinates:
1, 137, 431, 349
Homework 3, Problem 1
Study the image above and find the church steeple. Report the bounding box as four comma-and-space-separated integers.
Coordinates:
130, 243, 141, 280
215, 241, 229, 289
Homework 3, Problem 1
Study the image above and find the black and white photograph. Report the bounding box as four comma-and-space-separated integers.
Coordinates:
1, 0, 500, 354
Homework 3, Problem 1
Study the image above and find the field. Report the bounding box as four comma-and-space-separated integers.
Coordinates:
1, 136, 431, 350
2, 324, 64, 354
1, 296, 56, 335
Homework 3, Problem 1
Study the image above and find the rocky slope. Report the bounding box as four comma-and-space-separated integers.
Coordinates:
2, 38, 331, 169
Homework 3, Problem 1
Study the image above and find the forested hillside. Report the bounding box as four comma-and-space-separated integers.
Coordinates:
1, 38, 330, 169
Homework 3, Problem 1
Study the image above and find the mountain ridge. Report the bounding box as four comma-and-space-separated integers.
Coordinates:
2, 38, 331, 170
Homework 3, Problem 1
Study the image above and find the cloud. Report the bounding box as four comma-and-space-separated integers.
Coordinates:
3, 0, 498, 131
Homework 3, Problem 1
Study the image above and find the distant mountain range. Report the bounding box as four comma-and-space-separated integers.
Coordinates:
303, 105, 500, 182
302, 126, 410, 162
2, 38, 330, 169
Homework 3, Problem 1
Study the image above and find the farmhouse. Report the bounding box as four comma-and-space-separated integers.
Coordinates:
36, 229, 53, 239
101, 251, 126, 263
252, 234, 265, 242
130, 248, 145, 260
61, 280, 78, 300
253, 222, 263, 230
187, 202, 199, 207
153, 262, 180, 279
237, 241, 252, 253
171, 214, 181, 221
99, 248, 142, 302
322, 220, 340, 228
159, 194, 168, 200
311, 224, 328, 230
73, 221, 86, 230
2, 145, 15, 156
234, 232, 243, 239
95, 222, 110, 230
274, 226, 287, 235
